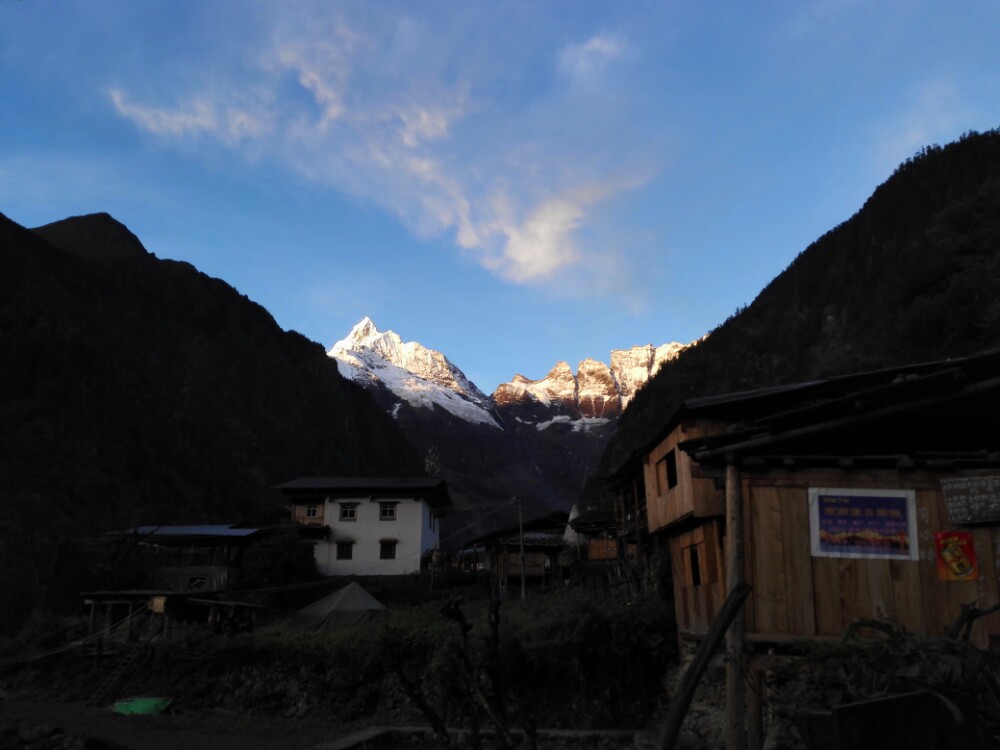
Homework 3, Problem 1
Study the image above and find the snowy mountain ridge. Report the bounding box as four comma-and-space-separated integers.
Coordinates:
328, 317, 697, 428
328, 317, 501, 428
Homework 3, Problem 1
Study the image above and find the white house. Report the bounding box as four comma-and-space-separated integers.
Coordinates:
277, 477, 451, 576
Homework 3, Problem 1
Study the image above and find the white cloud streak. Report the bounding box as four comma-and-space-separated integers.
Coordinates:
105, 10, 650, 289
109, 89, 217, 137
558, 33, 627, 78
873, 78, 980, 174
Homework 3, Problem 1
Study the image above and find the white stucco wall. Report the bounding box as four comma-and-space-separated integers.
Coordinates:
312, 495, 439, 576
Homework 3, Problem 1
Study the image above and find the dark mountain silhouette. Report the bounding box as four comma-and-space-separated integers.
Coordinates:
0, 211, 422, 630
390, 396, 615, 546
600, 128, 1000, 478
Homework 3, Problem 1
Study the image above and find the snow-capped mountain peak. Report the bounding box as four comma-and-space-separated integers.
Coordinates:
329, 318, 500, 428
492, 338, 698, 420
493, 361, 577, 409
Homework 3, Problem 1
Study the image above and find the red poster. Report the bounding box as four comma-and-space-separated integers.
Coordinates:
934, 531, 978, 581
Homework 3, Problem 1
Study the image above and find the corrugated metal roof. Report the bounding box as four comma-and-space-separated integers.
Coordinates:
130, 525, 259, 537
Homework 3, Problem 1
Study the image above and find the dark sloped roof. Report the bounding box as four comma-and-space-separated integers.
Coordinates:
605, 350, 1000, 485
107, 523, 326, 545
130, 525, 258, 537
464, 510, 569, 548
274, 476, 451, 510
678, 349, 1000, 467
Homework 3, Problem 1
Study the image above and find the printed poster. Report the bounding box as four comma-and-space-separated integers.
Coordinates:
809, 488, 918, 560
934, 530, 979, 581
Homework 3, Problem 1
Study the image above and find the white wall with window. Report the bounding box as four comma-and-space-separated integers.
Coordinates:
308, 495, 441, 575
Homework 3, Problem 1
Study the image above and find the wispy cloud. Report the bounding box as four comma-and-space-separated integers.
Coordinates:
873, 78, 979, 174
105, 9, 652, 290
109, 88, 273, 144
109, 89, 217, 137
491, 194, 584, 282
558, 33, 627, 78
780, 0, 861, 39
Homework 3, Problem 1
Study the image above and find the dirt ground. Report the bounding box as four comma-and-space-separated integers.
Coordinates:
1, 698, 370, 750
1, 700, 647, 750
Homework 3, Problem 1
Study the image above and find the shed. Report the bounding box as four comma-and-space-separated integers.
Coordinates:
630, 350, 1000, 646
625, 349, 1000, 748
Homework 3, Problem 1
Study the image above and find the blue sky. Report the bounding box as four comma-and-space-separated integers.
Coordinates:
2, 1, 999, 392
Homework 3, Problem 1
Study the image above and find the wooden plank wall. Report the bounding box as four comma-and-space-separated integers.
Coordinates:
292, 503, 325, 525
645, 420, 726, 534
588, 538, 618, 561
504, 550, 547, 577
743, 474, 1000, 647
670, 520, 726, 635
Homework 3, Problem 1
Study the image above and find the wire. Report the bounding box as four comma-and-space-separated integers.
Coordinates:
0, 610, 138, 667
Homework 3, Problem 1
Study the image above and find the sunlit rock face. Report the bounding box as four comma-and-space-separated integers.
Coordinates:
610, 342, 687, 407
576, 358, 620, 419
493, 361, 579, 414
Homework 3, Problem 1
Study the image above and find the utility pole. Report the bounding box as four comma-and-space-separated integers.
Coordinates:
517, 496, 526, 601
725, 462, 747, 750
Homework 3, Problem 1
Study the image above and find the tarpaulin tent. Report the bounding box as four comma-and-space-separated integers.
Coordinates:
294, 582, 386, 629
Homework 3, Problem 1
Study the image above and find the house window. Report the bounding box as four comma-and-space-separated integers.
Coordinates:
687, 545, 702, 586
305, 504, 318, 518
666, 449, 678, 488
657, 450, 679, 493
380, 540, 397, 560
682, 540, 716, 588
379, 502, 398, 521
339, 503, 359, 522
336, 542, 354, 560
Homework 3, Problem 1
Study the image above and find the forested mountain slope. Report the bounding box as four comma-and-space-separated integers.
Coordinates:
601, 129, 1000, 476
0, 211, 422, 629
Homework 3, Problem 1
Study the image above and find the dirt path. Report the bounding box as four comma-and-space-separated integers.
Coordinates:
3, 700, 651, 750
2, 699, 363, 750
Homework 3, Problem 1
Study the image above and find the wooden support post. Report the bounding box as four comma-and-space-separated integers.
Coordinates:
657, 582, 752, 750
102, 603, 112, 644
517, 497, 526, 601
747, 666, 763, 750
125, 601, 134, 643
725, 462, 747, 750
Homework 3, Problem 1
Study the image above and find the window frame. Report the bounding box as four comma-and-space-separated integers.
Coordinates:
379, 502, 399, 521
336, 542, 354, 560
379, 540, 397, 560
656, 450, 679, 493
338, 502, 359, 522
665, 449, 678, 489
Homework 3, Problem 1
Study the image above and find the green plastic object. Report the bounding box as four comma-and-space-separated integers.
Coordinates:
112, 697, 172, 715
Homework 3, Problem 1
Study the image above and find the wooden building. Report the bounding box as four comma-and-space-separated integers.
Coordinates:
466, 511, 569, 594
630, 350, 1000, 649
105, 523, 323, 592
